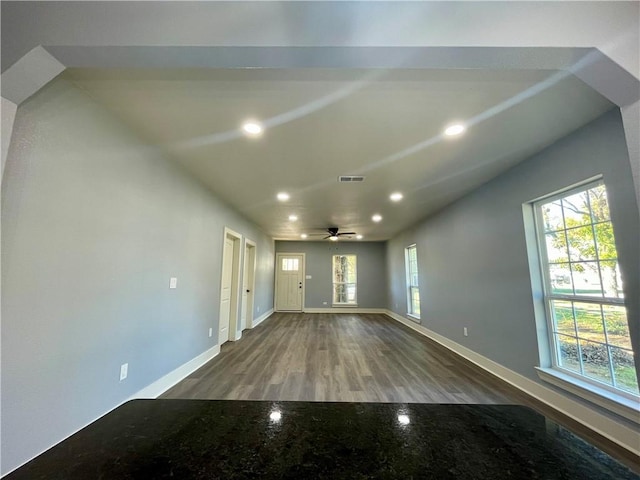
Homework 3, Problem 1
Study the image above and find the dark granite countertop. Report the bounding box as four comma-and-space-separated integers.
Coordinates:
6, 400, 638, 479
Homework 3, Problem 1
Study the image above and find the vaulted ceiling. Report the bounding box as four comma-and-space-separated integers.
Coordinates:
67, 67, 613, 240
3, 1, 638, 240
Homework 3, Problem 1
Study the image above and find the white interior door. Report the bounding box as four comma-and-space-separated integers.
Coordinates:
241, 241, 256, 330
219, 236, 234, 343
276, 254, 304, 311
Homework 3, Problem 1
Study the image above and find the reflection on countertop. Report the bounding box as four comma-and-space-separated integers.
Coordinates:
6, 400, 638, 479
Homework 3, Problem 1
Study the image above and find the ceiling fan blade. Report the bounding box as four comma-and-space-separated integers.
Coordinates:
337, 232, 356, 236
322, 235, 331, 239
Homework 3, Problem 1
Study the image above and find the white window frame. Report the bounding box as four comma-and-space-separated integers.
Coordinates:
532, 179, 638, 411
405, 244, 420, 320
332, 254, 357, 306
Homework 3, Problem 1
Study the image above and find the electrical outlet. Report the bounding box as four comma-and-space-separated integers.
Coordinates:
257, 306, 260, 313
323, 301, 328, 305
463, 327, 468, 337
208, 328, 213, 338
120, 363, 128, 381
169, 277, 177, 289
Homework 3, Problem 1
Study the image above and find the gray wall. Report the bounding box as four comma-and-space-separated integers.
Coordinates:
1, 78, 274, 474
276, 241, 387, 309
387, 109, 639, 412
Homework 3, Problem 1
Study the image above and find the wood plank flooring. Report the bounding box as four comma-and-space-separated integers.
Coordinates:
163, 312, 512, 403
162, 312, 638, 472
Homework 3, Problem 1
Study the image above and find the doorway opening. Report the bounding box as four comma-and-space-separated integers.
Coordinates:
241, 239, 257, 330
219, 227, 242, 344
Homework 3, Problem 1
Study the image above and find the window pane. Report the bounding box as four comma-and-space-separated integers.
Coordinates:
570, 262, 603, 297
545, 232, 569, 263
574, 302, 605, 344
541, 200, 564, 231
600, 260, 624, 299
333, 283, 347, 304
588, 185, 610, 222
556, 334, 580, 373
410, 286, 420, 316
551, 300, 575, 336
549, 265, 573, 295
594, 223, 616, 260
562, 192, 591, 227
610, 346, 639, 395
603, 305, 631, 349
536, 182, 635, 398
566, 226, 597, 261
346, 283, 356, 302
333, 255, 356, 304
579, 339, 612, 385
282, 258, 299, 271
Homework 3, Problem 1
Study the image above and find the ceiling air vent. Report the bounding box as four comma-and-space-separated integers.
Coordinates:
338, 175, 366, 183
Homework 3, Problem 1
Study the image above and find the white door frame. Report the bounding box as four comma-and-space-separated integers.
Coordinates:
274, 252, 305, 312
242, 238, 257, 329
219, 227, 243, 343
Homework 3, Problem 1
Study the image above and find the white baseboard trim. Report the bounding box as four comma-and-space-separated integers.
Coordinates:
251, 308, 274, 328
303, 308, 387, 314
131, 344, 221, 400
384, 309, 640, 457
2, 344, 222, 477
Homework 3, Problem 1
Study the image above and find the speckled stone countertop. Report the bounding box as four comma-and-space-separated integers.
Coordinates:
6, 400, 638, 479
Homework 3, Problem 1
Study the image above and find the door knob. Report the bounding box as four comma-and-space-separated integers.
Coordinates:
246, 289, 250, 293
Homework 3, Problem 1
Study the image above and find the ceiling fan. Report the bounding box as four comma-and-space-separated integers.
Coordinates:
320, 227, 356, 241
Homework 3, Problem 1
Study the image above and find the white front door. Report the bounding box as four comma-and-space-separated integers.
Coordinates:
276, 254, 304, 311
219, 236, 234, 343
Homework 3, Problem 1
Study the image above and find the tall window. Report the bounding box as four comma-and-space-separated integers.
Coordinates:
534, 181, 637, 396
405, 245, 420, 318
332, 255, 357, 305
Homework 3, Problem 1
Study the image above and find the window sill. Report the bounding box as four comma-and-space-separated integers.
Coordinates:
406, 313, 421, 322
535, 367, 640, 424
331, 304, 358, 308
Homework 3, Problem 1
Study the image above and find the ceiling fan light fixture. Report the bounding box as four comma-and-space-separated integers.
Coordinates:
356, 234, 363, 240
329, 235, 339, 241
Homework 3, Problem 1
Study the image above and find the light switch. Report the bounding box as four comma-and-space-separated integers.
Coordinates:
306, 275, 312, 279
170, 277, 177, 289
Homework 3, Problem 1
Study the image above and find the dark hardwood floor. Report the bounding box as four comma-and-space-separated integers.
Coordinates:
162, 312, 639, 472
163, 312, 512, 403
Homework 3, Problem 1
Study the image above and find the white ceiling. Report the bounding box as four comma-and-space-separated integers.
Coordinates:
67, 67, 613, 241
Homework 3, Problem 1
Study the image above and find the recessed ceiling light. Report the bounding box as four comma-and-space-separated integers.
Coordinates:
390, 192, 403, 202
329, 236, 339, 241
277, 192, 290, 201
300, 233, 308, 239
444, 123, 466, 137
288, 215, 298, 222
356, 234, 363, 240
242, 121, 263, 137
372, 214, 383, 223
